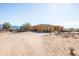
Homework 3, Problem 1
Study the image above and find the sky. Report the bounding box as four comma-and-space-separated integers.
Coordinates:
0, 3, 79, 28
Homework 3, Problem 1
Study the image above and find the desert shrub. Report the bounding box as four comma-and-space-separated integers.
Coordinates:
19, 23, 31, 32
8, 29, 17, 33
15, 29, 19, 32
63, 28, 77, 32
54, 32, 71, 38
3, 22, 11, 31
63, 29, 70, 32
0, 29, 2, 32
69, 47, 76, 56
68, 28, 76, 32
75, 29, 79, 32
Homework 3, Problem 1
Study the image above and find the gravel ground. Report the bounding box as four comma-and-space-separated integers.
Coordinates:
0, 32, 79, 56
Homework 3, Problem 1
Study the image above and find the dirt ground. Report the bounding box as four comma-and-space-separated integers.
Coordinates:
0, 32, 79, 56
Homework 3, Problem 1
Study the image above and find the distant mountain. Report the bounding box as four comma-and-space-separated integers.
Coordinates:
0, 24, 20, 29
0, 24, 3, 29
11, 25, 20, 29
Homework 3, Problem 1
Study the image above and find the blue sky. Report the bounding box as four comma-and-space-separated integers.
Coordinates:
0, 3, 79, 28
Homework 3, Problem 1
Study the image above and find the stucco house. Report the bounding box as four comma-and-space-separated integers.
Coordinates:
31, 24, 64, 32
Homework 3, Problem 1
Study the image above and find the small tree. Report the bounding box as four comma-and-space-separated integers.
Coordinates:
19, 23, 31, 32
3, 22, 11, 31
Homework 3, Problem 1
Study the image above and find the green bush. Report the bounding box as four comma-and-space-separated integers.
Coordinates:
3, 22, 11, 31
19, 23, 31, 32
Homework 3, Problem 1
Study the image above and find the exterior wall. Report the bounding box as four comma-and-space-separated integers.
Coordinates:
53, 26, 64, 32
31, 26, 47, 32
31, 25, 64, 32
